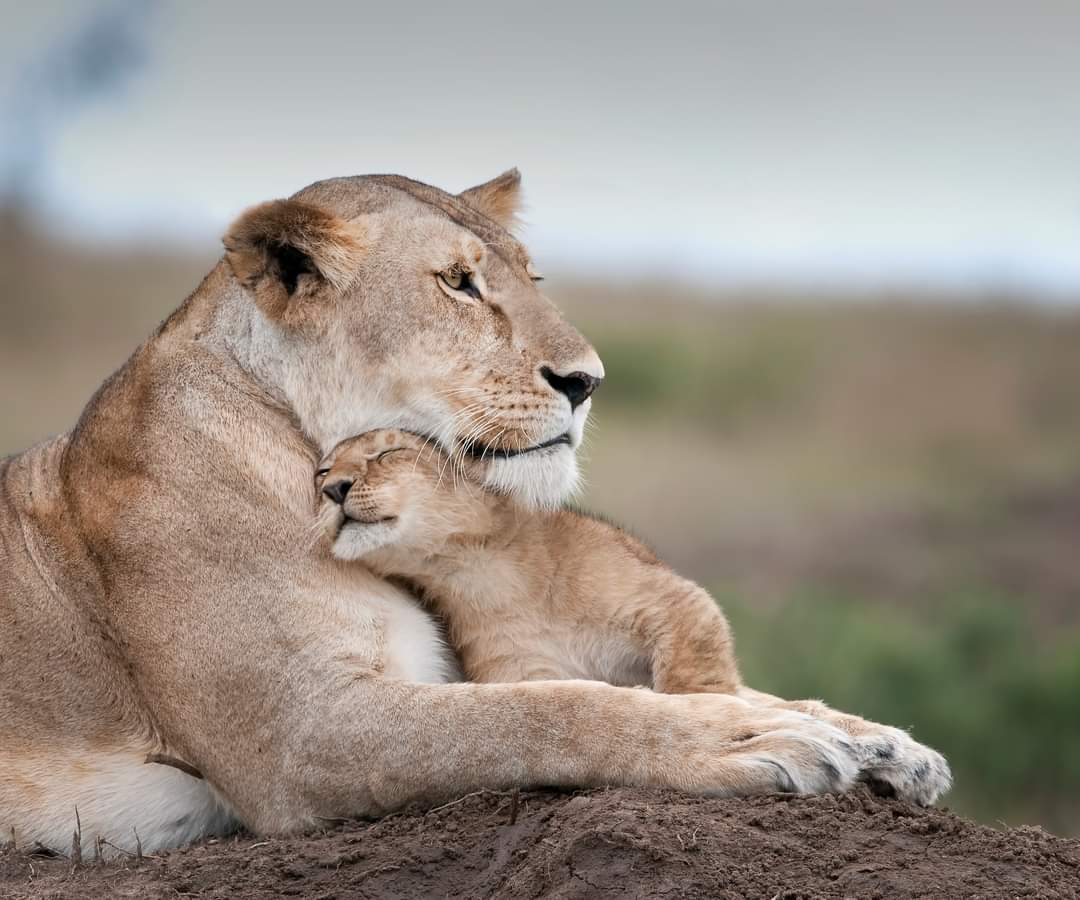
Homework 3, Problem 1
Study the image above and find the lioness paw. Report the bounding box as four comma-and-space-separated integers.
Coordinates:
682, 704, 862, 798
853, 726, 952, 806
735, 713, 861, 796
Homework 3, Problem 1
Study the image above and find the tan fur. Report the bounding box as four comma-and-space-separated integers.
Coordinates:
318, 429, 953, 804
459, 168, 523, 231
0, 171, 947, 856
223, 199, 370, 318
318, 430, 742, 693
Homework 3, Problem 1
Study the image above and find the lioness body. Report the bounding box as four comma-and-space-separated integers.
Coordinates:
319, 430, 741, 694
0, 307, 457, 850
0, 171, 948, 854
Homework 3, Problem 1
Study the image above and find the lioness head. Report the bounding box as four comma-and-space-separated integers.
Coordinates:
221, 170, 602, 509
314, 429, 486, 561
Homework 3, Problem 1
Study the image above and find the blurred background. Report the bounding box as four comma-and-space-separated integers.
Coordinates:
3, 0, 1078, 834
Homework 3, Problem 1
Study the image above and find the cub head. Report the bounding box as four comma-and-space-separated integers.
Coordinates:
222, 169, 603, 510
315, 429, 490, 561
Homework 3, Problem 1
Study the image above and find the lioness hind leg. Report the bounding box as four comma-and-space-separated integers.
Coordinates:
0, 747, 237, 856
736, 687, 952, 805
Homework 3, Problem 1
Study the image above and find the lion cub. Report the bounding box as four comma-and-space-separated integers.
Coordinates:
316, 429, 740, 693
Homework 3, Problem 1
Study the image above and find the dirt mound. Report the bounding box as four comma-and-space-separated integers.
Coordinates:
2, 788, 1077, 899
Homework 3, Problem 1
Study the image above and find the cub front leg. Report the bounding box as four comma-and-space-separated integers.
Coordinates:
629, 575, 743, 695
736, 687, 952, 806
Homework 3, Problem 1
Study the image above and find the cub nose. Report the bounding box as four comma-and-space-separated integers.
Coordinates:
322, 477, 354, 506
540, 367, 603, 410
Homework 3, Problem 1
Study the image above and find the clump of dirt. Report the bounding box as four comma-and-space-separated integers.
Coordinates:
2, 788, 1077, 899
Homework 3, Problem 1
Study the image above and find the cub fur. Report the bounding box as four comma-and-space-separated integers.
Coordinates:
317, 429, 741, 694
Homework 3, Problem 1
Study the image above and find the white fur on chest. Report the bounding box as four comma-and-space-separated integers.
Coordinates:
555, 628, 651, 687
325, 571, 460, 684
371, 589, 460, 683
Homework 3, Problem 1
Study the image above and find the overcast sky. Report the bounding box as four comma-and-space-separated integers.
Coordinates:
4, 0, 1079, 296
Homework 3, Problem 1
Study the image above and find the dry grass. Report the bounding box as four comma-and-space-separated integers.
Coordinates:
556, 287, 1080, 624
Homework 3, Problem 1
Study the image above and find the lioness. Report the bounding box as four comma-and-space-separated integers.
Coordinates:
315, 429, 950, 802
0, 170, 949, 855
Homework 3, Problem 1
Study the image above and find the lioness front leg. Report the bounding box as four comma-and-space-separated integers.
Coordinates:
736, 687, 952, 805
256, 679, 862, 831
607, 575, 950, 805
634, 588, 951, 806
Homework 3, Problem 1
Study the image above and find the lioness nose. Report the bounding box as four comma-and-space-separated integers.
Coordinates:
322, 477, 354, 506
540, 367, 603, 410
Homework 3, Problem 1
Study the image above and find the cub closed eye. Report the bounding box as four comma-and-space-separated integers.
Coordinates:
376, 448, 410, 462
437, 269, 482, 301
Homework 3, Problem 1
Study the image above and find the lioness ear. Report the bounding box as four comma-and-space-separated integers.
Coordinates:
458, 168, 522, 231
222, 199, 368, 318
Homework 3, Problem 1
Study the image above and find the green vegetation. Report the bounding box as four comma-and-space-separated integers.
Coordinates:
720, 591, 1080, 835
585, 318, 820, 432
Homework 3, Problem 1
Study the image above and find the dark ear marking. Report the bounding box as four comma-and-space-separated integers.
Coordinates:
273, 243, 316, 296
222, 198, 370, 319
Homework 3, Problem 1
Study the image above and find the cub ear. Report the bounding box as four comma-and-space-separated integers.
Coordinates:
458, 168, 522, 231
222, 199, 368, 318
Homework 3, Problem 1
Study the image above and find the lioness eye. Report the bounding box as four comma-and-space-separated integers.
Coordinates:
316, 467, 330, 478
438, 270, 482, 300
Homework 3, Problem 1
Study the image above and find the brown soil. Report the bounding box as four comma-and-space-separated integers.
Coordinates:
2, 789, 1077, 899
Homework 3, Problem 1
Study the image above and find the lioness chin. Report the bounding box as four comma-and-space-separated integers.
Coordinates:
0, 170, 948, 857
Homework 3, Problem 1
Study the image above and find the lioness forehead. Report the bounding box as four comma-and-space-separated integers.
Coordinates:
292, 174, 529, 270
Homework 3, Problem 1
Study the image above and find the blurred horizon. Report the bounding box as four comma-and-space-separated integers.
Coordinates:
3, 0, 1080, 299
